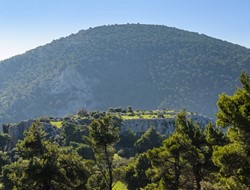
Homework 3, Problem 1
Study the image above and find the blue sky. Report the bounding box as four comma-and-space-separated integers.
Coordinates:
1, 0, 250, 61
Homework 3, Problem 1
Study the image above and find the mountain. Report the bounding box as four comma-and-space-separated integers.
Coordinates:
0, 24, 249, 123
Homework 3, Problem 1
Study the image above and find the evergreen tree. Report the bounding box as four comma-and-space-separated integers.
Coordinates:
204, 122, 227, 147
2, 121, 89, 190
147, 132, 193, 190
134, 127, 163, 153
146, 111, 209, 190
175, 110, 208, 190
212, 72, 250, 189
0, 133, 10, 152
125, 154, 151, 190
201, 122, 228, 187
87, 116, 120, 190
116, 129, 138, 158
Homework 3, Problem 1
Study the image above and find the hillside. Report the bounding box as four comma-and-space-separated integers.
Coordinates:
0, 24, 250, 123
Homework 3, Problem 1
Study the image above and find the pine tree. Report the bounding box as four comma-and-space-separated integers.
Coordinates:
87, 116, 120, 190
2, 121, 89, 190
213, 72, 250, 189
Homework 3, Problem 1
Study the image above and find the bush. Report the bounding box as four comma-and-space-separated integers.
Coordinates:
77, 109, 88, 117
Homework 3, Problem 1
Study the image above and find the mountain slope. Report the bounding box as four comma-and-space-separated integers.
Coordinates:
0, 24, 249, 123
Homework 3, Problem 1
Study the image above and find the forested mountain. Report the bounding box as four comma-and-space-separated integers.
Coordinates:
0, 24, 250, 123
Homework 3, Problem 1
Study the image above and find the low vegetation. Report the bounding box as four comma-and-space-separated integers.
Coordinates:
50, 121, 63, 128
113, 181, 127, 190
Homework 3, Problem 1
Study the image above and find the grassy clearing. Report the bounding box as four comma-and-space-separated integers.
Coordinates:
110, 109, 177, 120
121, 113, 175, 120
50, 121, 63, 128
113, 153, 122, 160
121, 115, 141, 120
113, 181, 127, 190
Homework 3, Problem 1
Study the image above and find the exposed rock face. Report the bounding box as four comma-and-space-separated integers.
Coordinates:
5, 120, 58, 149
122, 118, 175, 136
121, 114, 214, 136
1, 111, 214, 150
7, 120, 35, 148
186, 113, 213, 127
42, 67, 98, 116
23, 67, 99, 119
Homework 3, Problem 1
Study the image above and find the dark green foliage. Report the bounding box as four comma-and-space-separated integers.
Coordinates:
175, 110, 206, 148
163, 133, 193, 189
114, 108, 123, 113
0, 133, 10, 152
87, 116, 120, 190
16, 121, 48, 159
88, 116, 120, 148
0, 151, 10, 180
202, 123, 228, 179
77, 109, 88, 117
75, 143, 94, 160
125, 154, 151, 190
134, 127, 163, 153
0, 24, 250, 123
61, 121, 88, 146
204, 122, 227, 147
89, 111, 106, 119
117, 148, 135, 158
145, 111, 214, 190
116, 129, 138, 158
212, 144, 249, 189
118, 129, 138, 149
87, 173, 106, 190
2, 121, 90, 190
212, 72, 250, 189
39, 117, 51, 123
2, 162, 15, 190
127, 106, 133, 113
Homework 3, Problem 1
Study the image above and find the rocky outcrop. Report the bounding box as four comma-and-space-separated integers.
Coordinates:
6, 120, 35, 148
186, 113, 214, 128
5, 120, 58, 149
1, 111, 214, 150
121, 113, 214, 136
122, 118, 175, 136
42, 67, 98, 116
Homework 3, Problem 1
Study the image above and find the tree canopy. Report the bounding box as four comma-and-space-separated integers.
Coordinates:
2, 121, 90, 190
213, 72, 250, 189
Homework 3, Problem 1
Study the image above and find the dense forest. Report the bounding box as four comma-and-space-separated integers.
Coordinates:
0, 24, 250, 123
0, 72, 249, 190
